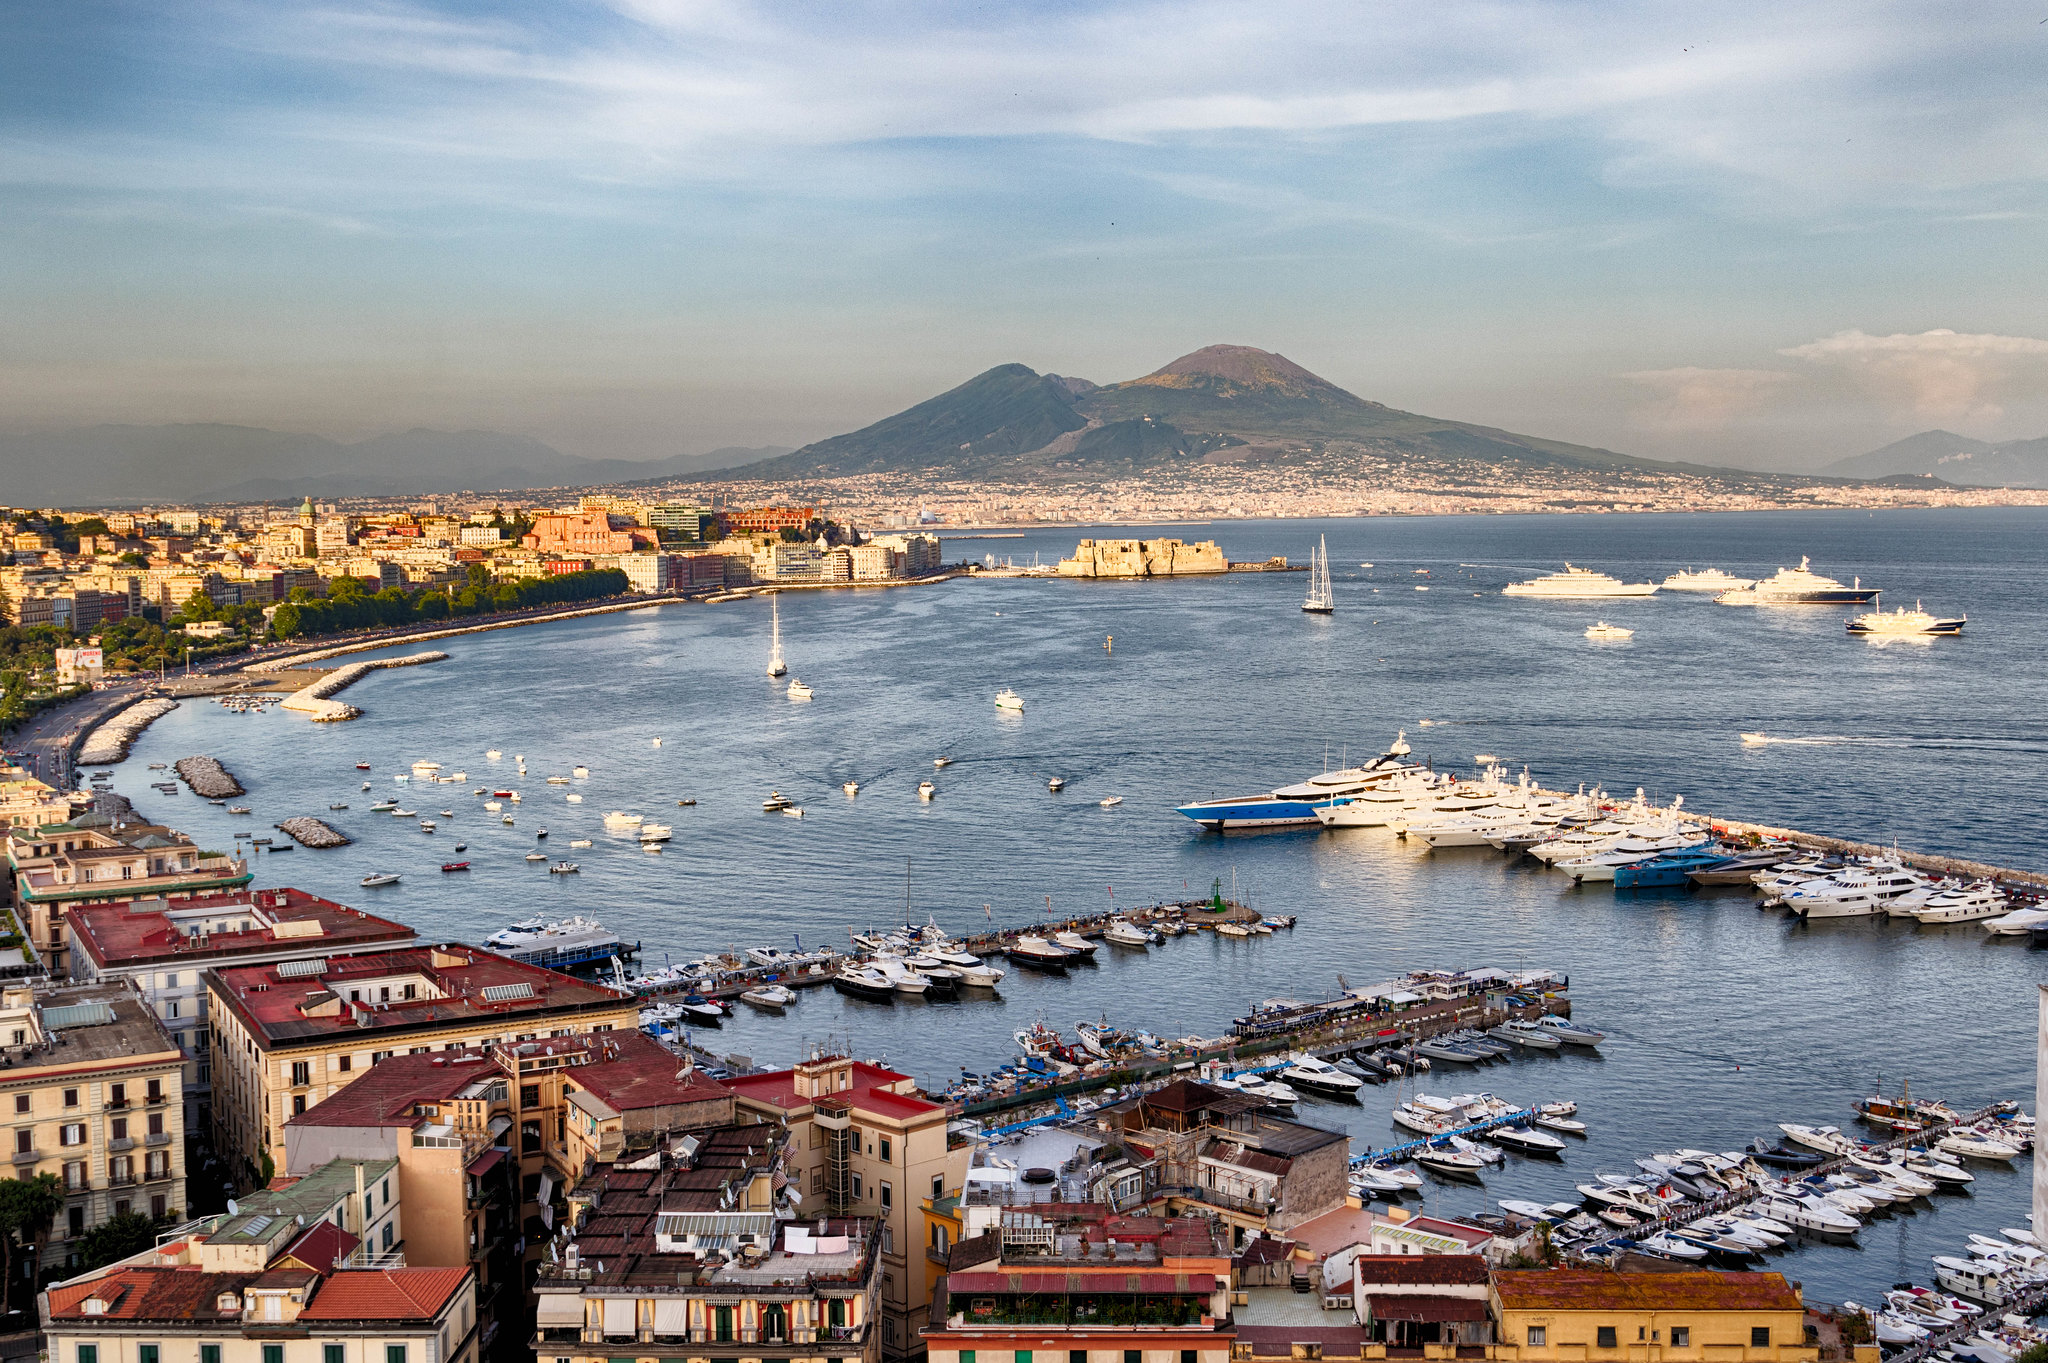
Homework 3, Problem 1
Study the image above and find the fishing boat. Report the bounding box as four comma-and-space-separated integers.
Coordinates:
441, 861, 470, 872
994, 688, 1024, 711
1302, 535, 1334, 613
766, 594, 788, 676
360, 873, 400, 888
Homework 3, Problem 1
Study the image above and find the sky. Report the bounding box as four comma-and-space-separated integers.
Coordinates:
3, 1, 2048, 472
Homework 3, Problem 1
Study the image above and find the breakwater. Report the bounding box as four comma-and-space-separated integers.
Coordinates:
77, 698, 178, 766
276, 816, 350, 848
279, 651, 448, 721
173, 755, 243, 799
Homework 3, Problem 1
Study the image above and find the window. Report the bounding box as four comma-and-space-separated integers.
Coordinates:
382, 1221, 394, 1250
62, 1088, 78, 1108
11, 1096, 25, 1114
168, 1002, 180, 1020
67, 1206, 84, 1236
338, 1055, 352, 1073
1126, 1352, 1142, 1363
292, 1095, 306, 1116
59, 1123, 84, 1146
961, 1354, 975, 1363
203, 1347, 221, 1363
852, 1173, 863, 1200
379, 987, 391, 1003
138, 1347, 158, 1363
150, 1194, 166, 1219
291, 1061, 311, 1086
263, 1347, 284, 1363
383, 1177, 392, 1204
327, 1346, 346, 1363
110, 1083, 127, 1107
521, 1085, 540, 1107
148, 1112, 164, 1136
1672, 1329, 1690, 1348
880, 1180, 892, 1209
12, 1131, 27, 1154
1527, 1328, 1546, 1347
714, 1307, 735, 1342
1016, 1352, 1032, 1363
879, 1135, 892, 1163
1072, 1352, 1088, 1363
389, 1349, 408, 1363
111, 1118, 127, 1141
1597, 1327, 1617, 1350
811, 1169, 825, 1195
1752, 1329, 1770, 1349
1182, 1353, 1197, 1363
932, 1174, 944, 1199
77, 1348, 96, 1363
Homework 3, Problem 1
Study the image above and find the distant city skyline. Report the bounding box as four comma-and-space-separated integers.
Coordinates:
4, 1, 2047, 472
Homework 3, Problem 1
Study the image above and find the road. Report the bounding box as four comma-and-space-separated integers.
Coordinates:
7, 680, 152, 791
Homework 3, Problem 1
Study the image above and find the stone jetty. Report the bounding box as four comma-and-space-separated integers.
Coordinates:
77, 698, 178, 766
173, 755, 243, 799
276, 817, 350, 848
279, 651, 448, 721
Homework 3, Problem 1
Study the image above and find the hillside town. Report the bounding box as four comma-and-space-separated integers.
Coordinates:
0, 747, 1865, 1363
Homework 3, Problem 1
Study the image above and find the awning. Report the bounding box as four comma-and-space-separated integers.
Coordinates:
1365, 1295, 1488, 1323
602, 1298, 636, 1336
487, 1115, 512, 1138
947, 1271, 1215, 1295
465, 1149, 505, 1177
652, 1300, 690, 1335
537, 1170, 556, 1205
536, 1295, 584, 1326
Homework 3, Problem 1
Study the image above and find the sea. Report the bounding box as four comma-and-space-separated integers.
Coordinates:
113, 505, 2048, 1304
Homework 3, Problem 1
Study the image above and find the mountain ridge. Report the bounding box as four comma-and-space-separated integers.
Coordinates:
1826, 429, 2048, 488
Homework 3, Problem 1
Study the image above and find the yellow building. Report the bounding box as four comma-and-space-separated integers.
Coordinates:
724, 1051, 971, 1360
205, 944, 638, 1185
0, 979, 185, 1264
1490, 1270, 1818, 1363
7, 815, 250, 971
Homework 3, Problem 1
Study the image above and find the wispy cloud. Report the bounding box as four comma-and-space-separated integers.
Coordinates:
1781, 328, 2048, 422
1624, 367, 1795, 431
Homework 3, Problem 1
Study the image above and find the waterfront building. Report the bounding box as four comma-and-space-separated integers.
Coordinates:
724, 505, 818, 536
848, 544, 901, 580
520, 511, 655, 557
1488, 1271, 1818, 1363
921, 1203, 1234, 1363
618, 551, 671, 593
536, 1130, 881, 1363
0, 759, 80, 836
724, 1050, 971, 1358
204, 945, 638, 1186
647, 503, 719, 545
0, 978, 186, 1263
41, 1234, 475, 1363
7, 815, 251, 973
868, 534, 942, 576
1056, 538, 1227, 578
68, 887, 418, 1129
753, 543, 825, 583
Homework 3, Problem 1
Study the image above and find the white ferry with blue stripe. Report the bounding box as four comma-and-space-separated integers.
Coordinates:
1176, 733, 1425, 831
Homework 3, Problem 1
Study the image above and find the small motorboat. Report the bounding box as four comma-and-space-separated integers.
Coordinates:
329, 803, 349, 810
843, 781, 860, 796
549, 861, 579, 874
418, 820, 436, 832
1414, 1145, 1487, 1180
227, 805, 250, 815
526, 852, 547, 862
933, 756, 953, 768
360, 873, 400, 888
355, 762, 372, 770
782, 806, 805, 818
360, 781, 371, 790
1099, 796, 1123, 807
1747, 1137, 1824, 1168
918, 780, 936, 801
1585, 621, 1634, 640
439, 809, 453, 817
1047, 776, 1065, 791
536, 827, 548, 838
502, 815, 514, 824
741, 984, 796, 1009
391, 808, 416, 818
787, 678, 814, 701
441, 862, 470, 872
677, 797, 696, 806
569, 837, 592, 848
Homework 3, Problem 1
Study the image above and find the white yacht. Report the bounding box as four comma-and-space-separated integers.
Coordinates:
1783, 864, 1932, 918
1912, 882, 2009, 924
843, 781, 860, 797
637, 822, 673, 843
1983, 905, 2048, 936
917, 779, 936, 801
1102, 919, 1154, 947
786, 678, 813, 701
1848, 602, 1966, 636
1556, 828, 1707, 883
1280, 1053, 1363, 1096
1314, 768, 1445, 828
1662, 568, 1755, 592
1584, 622, 1633, 640
604, 810, 645, 828
1503, 564, 1658, 597
994, 688, 1024, 711
1715, 557, 1879, 605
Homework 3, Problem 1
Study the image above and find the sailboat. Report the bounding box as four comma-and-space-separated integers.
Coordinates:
1302, 535, 1334, 614
766, 594, 787, 677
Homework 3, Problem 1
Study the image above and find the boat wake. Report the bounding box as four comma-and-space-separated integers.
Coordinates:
1740, 733, 2048, 752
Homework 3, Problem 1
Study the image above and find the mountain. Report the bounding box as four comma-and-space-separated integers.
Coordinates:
1825, 430, 2048, 488
745, 344, 1710, 482
0, 424, 788, 505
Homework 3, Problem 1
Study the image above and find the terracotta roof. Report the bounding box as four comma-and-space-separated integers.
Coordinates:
287, 1049, 497, 1128
1354, 1256, 1490, 1286
560, 1031, 732, 1112
1235, 1237, 1295, 1267
1366, 1294, 1489, 1322
275, 1221, 360, 1272
724, 1060, 941, 1120
1491, 1270, 1805, 1313
69, 888, 413, 969
299, 1268, 470, 1321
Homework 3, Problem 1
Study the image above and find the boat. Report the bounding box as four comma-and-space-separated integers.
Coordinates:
994, 688, 1024, 711
1913, 882, 2009, 924
549, 861, 579, 874
1746, 1138, 1824, 1168
566, 793, 583, 802
1784, 864, 1933, 918
767, 594, 788, 676
1280, 1053, 1363, 1096
485, 916, 632, 970
1715, 556, 1879, 605
1779, 1123, 1859, 1156
354, 761, 372, 770
1102, 919, 1154, 947
525, 852, 547, 861
741, 984, 796, 1009
1503, 564, 1658, 597
1490, 1019, 1562, 1049
359, 873, 400, 888
1051, 931, 1097, 958
1098, 796, 1123, 807
637, 823, 673, 842
1534, 1016, 1604, 1045
1302, 535, 1335, 613
453, 842, 466, 851
831, 965, 897, 1000
1047, 777, 1065, 792
762, 792, 793, 812
917, 780, 936, 800
1183, 731, 1427, 829
843, 781, 860, 796
932, 756, 953, 770
1662, 567, 1755, 591
1685, 848, 1792, 885
1983, 904, 2048, 935
391, 808, 417, 818
329, 803, 349, 810
1006, 936, 1074, 971
1614, 845, 1731, 889
1584, 621, 1633, 640
501, 815, 514, 824
787, 678, 813, 701
486, 749, 501, 760
1849, 602, 1966, 636
418, 820, 436, 831
781, 806, 804, 818
1414, 1145, 1488, 1180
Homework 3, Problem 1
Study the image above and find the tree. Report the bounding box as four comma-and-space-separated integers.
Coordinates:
181, 589, 219, 623
118, 552, 148, 566
70, 518, 111, 539
0, 1173, 62, 1312
270, 603, 303, 638
74, 1211, 158, 1272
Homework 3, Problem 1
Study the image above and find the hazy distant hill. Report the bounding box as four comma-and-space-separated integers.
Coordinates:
1825, 429, 2048, 488
0, 424, 787, 505
745, 344, 1714, 481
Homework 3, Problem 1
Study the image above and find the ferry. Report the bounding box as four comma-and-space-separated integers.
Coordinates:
484, 915, 634, 972
1176, 732, 1424, 830
1715, 557, 1879, 605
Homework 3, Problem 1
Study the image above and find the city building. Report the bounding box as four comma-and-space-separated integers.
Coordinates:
723, 506, 817, 536
1350, 1255, 1494, 1349
724, 1050, 971, 1357
519, 512, 654, 557
0, 759, 79, 835
42, 1237, 476, 1363
868, 534, 942, 576
617, 552, 671, 593
68, 887, 418, 1129
646, 504, 719, 545
0, 978, 186, 1262
536, 1126, 881, 1363
922, 1203, 1234, 1363
7, 815, 252, 973
1488, 1271, 1818, 1363
752, 543, 824, 583
1056, 538, 1227, 578
205, 946, 638, 1185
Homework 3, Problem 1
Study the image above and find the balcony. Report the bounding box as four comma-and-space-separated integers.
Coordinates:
107, 1099, 129, 1111
146, 1093, 168, 1107
145, 1132, 172, 1147
109, 1137, 135, 1152
11, 1148, 39, 1165
109, 1174, 136, 1188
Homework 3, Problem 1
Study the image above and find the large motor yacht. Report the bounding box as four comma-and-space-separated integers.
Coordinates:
1847, 602, 1966, 636
1661, 567, 1755, 592
1715, 557, 1879, 606
1177, 732, 1424, 830
1503, 564, 1658, 597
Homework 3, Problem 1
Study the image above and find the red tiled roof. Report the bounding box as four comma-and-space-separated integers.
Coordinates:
275, 1221, 359, 1272
724, 1060, 941, 1120
1491, 1270, 1804, 1313
300, 1268, 470, 1321
69, 888, 414, 969
1365, 1294, 1489, 1323
47, 1268, 258, 1321
562, 1031, 732, 1112
288, 1049, 496, 1128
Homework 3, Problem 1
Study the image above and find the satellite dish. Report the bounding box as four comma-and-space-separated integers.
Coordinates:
226, 1199, 239, 1216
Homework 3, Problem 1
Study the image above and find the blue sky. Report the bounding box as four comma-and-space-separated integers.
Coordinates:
3, 0, 2047, 468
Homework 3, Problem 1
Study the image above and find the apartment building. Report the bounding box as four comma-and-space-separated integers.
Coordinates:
206, 946, 638, 1185
69, 887, 417, 1129
724, 1051, 970, 1359
7, 815, 251, 972
1489, 1272, 1818, 1363
922, 1203, 1234, 1363
0, 979, 185, 1262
